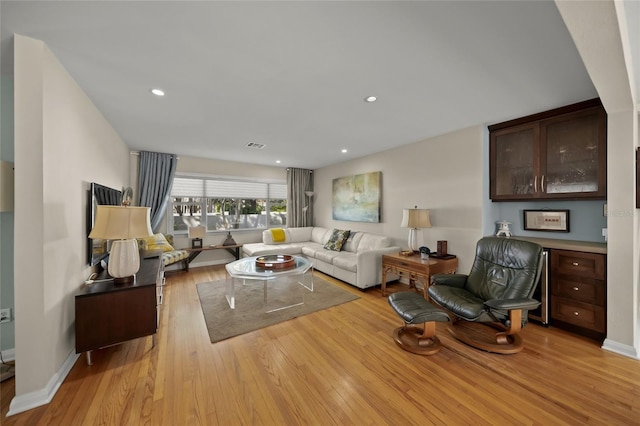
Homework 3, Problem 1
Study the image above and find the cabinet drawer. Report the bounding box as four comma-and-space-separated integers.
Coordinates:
552, 276, 605, 306
551, 297, 605, 333
383, 255, 429, 274
551, 250, 605, 280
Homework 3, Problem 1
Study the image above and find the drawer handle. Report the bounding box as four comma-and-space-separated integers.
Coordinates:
572, 262, 579, 266
573, 286, 579, 291
573, 311, 579, 316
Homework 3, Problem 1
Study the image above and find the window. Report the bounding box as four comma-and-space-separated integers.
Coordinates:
169, 175, 287, 234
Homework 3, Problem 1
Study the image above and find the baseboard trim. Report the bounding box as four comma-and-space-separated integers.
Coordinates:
601, 338, 639, 360
6, 351, 80, 417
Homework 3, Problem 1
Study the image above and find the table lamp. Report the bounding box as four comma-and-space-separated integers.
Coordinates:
401, 206, 431, 252
89, 205, 153, 284
188, 225, 206, 248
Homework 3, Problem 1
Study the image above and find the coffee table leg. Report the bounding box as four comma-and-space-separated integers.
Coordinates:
299, 266, 314, 291
225, 278, 236, 309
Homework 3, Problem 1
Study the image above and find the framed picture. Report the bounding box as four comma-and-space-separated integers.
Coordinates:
523, 210, 570, 232
332, 171, 381, 222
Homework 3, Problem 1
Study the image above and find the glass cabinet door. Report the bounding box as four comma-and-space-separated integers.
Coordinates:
490, 124, 538, 199
542, 108, 606, 197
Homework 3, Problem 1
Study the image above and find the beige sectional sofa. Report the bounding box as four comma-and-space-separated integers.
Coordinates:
242, 227, 400, 290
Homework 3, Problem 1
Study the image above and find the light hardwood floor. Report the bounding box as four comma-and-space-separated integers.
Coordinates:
2, 265, 639, 425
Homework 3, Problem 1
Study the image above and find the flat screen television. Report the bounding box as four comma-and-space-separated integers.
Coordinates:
87, 182, 122, 266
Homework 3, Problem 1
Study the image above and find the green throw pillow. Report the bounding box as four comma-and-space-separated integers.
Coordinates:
324, 229, 350, 251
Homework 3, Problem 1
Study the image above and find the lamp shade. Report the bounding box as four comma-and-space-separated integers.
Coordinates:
400, 208, 431, 229
88, 206, 153, 284
188, 225, 206, 239
89, 206, 153, 240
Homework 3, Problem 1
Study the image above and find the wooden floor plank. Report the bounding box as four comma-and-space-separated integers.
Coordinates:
2, 265, 639, 425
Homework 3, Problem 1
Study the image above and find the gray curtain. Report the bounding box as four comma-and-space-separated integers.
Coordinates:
138, 151, 178, 232
287, 168, 314, 228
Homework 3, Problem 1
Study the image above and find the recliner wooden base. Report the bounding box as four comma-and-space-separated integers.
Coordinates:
393, 323, 443, 355
447, 320, 524, 354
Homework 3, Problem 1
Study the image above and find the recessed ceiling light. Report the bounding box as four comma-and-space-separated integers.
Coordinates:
341, 149, 348, 153
150, 88, 165, 96
276, 160, 281, 164
364, 96, 377, 103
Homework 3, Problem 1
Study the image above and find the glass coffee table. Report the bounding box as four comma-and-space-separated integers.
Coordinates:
225, 255, 314, 313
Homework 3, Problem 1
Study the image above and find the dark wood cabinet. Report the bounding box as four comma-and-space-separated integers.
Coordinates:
75, 257, 162, 364
550, 249, 606, 341
490, 98, 607, 201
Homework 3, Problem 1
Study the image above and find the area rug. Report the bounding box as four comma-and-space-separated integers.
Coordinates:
196, 276, 359, 343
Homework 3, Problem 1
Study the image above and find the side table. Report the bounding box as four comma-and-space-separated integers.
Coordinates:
75, 257, 161, 365
381, 253, 458, 299
184, 244, 243, 268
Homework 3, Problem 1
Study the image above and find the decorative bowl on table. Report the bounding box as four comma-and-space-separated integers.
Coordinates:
255, 254, 295, 270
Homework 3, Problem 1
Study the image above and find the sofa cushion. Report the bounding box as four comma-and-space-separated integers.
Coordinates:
311, 227, 330, 244
300, 242, 327, 258
263, 228, 291, 245
315, 249, 342, 264
332, 252, 357, 273
243, 242, 305, 257
357, 233, 392, 252
288, 227, 314, 243
342, 231, 364, 253
324, 229, 350, 251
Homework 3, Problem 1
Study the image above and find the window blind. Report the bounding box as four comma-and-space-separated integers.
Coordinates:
172, 177, 286, 199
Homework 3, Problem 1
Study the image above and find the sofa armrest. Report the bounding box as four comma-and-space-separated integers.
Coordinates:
356, 246, 401, 287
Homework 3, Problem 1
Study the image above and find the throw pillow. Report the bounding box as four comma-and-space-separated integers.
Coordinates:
270, 228, 287, 243
143, 233, 175, 252
324, 229, 350, 251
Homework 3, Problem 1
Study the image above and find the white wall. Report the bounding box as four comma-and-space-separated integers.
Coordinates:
1, 74, 16, 354
314, 125, 484, 273
12, 34, 130, 411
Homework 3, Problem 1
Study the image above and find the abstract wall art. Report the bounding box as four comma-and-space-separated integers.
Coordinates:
332, 171, 381, 222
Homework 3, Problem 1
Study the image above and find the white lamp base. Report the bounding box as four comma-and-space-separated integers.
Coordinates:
407, 228, 421, 252
108, 239, 140, 284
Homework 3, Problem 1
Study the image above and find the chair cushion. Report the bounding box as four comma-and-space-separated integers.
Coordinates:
428, 285, 487, 321
162, 249, 189, 266
388, 292, 450, 324
466, 237, 543, 301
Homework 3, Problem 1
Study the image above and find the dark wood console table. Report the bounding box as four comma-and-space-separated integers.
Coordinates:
75, 257, 162, 365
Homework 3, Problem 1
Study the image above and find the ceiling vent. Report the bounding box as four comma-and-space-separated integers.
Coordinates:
246, 142, 266, 149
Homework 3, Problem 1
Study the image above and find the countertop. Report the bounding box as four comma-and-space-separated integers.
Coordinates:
506, 236, 607, 254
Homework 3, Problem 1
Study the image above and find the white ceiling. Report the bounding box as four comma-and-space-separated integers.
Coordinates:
0, 1, 614, 169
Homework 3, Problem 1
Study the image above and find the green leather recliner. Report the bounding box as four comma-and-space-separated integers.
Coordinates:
428, 236, 543, 354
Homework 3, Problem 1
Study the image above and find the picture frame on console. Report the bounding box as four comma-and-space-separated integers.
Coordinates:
87, 182, 123, 266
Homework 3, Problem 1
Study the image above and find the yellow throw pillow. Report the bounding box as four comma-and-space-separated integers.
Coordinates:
270, 228, 287, 243
143, 233, 174, 252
